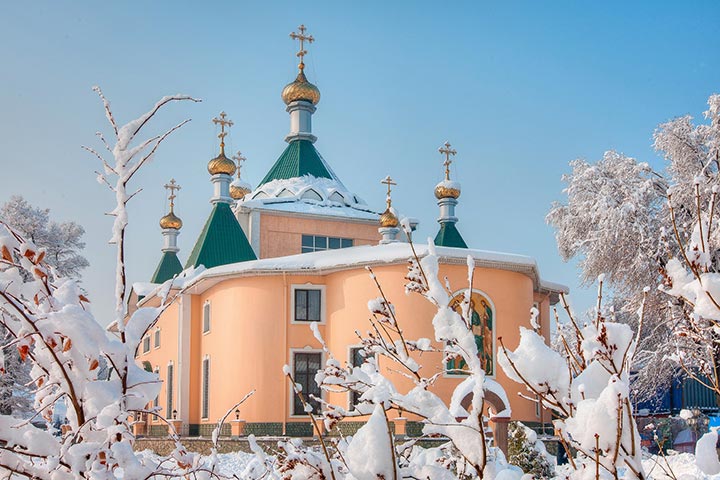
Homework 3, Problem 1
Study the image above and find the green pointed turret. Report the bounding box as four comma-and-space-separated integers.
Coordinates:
151, 251, 184, 283
259, 139, 334, 186
185, 203, 256, 269
434, 222, 468, 249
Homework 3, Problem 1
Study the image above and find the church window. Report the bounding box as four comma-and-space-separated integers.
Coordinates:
301, 234, 353, 253
203, 302, 211, 333
301, 188, 322, 201
202, 357, 210, 419
167, 363, 174, 417
154, 328, 161, 348
143, 336, 150, 353
292, 352, 322, 415
349, 347, 366, 408
294, 288, 322, 322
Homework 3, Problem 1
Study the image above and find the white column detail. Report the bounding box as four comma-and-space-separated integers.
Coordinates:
211, 173, 233, 204
437, 197, 458, 225
285, 100, 317, 143
177, 293, 192, 424
161, 228, 180, 253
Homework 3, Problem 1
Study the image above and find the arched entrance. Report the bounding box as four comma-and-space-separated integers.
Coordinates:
459, 380, 511, 454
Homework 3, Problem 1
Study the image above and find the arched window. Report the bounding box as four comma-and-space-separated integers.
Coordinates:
446, 290, 495, 376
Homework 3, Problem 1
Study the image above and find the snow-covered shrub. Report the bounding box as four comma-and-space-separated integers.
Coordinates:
499, 280, 647, 479
507, 422, 554, 478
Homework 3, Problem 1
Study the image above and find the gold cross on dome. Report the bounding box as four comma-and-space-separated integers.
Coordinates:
212, 111, 234, 152
439, 141, 457, 180
232, 151, 246, 179
164, 178, 181, 210
381, 175, 397, 208
290, 24, 314, 70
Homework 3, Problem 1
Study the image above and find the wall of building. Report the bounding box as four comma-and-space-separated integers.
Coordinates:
142, 261, 555, 431
257, 212, 381, 258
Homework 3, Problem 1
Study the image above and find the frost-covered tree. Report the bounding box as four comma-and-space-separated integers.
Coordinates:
0, 197, 88, 418
0, 88, 232, 479
0, 195, 89, 279
507, 421, 554, 478
547, 94, 720, 401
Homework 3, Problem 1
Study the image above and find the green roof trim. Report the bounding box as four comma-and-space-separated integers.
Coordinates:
260, 139, 333, 186
434, 222, 468, 249
185, 202, 257, 269
150, 251, 183, 284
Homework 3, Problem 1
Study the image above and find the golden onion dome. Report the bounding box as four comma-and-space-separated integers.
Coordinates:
159, 211, 183, 230
434, 180, 461, 200
230, 180, 252, 200
207, 151, 237, 176
282, 71, 321, 106
379, 208, 399, 228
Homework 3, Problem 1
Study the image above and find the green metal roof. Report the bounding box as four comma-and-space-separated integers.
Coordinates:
150, 251, 184, 283
185, 202, 257, 269
259, 139, 334, 186
434, 222, 468, 249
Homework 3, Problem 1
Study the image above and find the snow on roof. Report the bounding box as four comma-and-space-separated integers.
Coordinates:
177, 242, 568, 297
240, 175, 379, 221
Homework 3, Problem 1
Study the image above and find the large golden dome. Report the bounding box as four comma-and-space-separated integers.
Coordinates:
207, 151, 237, 176
379, 208, 399, 228
159, 211, 183, 230
282, 70, 321, 106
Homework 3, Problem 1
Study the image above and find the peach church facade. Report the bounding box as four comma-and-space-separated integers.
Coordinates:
129, 28, 567, 450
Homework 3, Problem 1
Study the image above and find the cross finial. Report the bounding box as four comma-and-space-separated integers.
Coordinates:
439, 141, 457, 181
381, 175, 397, 209
212, 111, 234, 154
164, 178, 181, 212
232, 151, 246, 179
290, 24, 314, 71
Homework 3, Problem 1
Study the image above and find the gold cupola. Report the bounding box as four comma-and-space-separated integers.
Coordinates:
379, 175, 399, 228
159, 179, 183, 230
207, 112, 237, 176
282, 70, 321, 106
282, 25, 321, 106
434, 142, 461, 199
230, 151, 252, 200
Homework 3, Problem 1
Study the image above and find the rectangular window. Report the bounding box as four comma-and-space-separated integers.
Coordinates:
167, 364, 174, 418
203, 302, 211, 333
154, 329, 161, 348
301, 235, 353, 253
143, 336, 150, 353
293, 352, 322, 415
295, 289, 321, 322
349, 347, 365, 408
202, 358, 210, 419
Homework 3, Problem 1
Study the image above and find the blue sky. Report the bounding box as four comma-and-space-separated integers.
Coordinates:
1, 1, 718, 324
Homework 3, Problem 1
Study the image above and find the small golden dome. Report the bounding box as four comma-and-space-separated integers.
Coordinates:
282, 71, 321, 105
379, 208, 399, 228
159, 211, 183, 230
207, 151, 237, 176
230, 182, 252, 200
434, 182, 461, 199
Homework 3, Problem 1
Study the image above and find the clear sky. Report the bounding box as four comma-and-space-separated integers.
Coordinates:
1, 1, 718, 324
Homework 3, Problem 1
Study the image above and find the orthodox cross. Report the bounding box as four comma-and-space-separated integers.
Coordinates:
212, 111, 234, 152
164, 178, 181, 211
290, 24, 314, 70
232, 151, 246, 179
381, 175, 397, 208
439, 142, 457, 180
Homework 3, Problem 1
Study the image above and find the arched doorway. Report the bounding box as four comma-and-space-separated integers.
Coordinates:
459, 379, 511, 454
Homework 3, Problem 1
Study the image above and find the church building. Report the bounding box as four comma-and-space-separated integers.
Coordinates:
132, 25, 567, 449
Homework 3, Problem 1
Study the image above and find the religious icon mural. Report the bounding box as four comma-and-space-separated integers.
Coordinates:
446, 290, 494, 376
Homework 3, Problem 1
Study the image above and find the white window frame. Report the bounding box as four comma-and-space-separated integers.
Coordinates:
290, 284, 326, 324
142, 335, 151, 354
289, 348, 324, 418
154, 328, 161, 349
347, 345, 372, 410
201, 355, 210, 420
443, 288, 497, 380
202, 301, 211, 334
